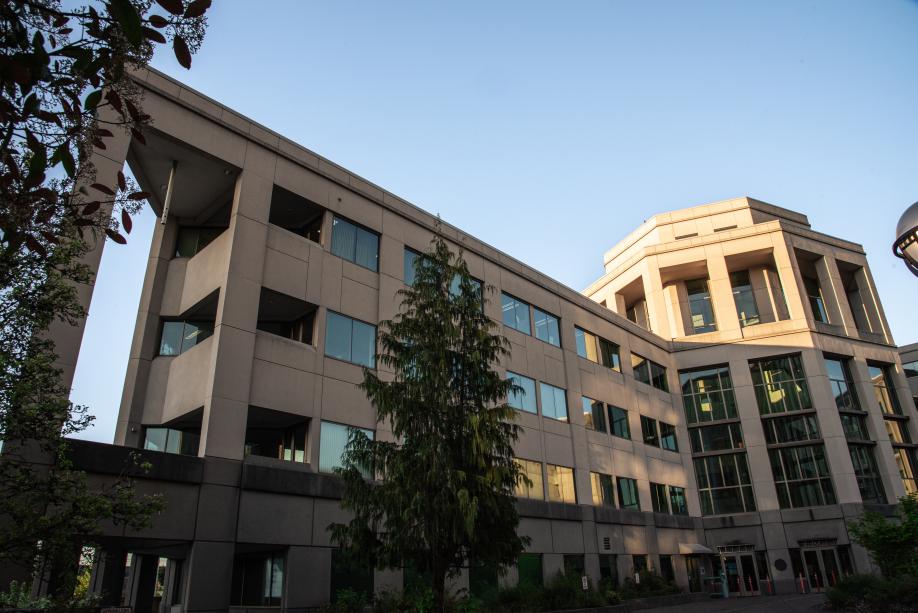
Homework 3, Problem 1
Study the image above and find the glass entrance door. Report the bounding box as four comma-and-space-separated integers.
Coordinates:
720, 553, 761, 596
800, 547, 842, 592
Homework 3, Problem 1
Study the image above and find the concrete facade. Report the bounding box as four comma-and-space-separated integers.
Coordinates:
24, 68, 918, 610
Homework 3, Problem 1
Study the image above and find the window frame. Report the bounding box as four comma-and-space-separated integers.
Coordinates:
582, 396, 607, 433
608, 405, 631, 439
501, 292, 532, 335
533, 307, 561, 347
324, 311, 377, 368
506, 371, 538, 414
539, 382, 568, 422
640, 415, 659, 447
330, 215, 380, 272
546, 464, 576, 504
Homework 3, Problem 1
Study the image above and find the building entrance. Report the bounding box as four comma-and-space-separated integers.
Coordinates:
790, 540, 854, 592
716, 545, 770, 596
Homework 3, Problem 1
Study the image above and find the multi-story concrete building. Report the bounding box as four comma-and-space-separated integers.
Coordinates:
20, 68, 918, 610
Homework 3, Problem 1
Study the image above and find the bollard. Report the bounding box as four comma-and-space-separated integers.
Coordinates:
798, 572, 807, 594
721, 571, 729, 599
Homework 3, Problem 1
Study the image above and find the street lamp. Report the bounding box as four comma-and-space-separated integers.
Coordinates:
894, 201, 918, 276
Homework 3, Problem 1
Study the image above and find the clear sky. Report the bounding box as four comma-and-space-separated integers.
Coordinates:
71, 0, 918, 442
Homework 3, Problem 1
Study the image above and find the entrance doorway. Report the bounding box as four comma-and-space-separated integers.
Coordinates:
716, 545, 770, 596
791, 544, 848, 592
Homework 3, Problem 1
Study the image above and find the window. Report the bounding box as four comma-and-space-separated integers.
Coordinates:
824, 357, 860, 411
256, 288, 317, 345
143, 427, 200, 456
539, 383, 568, 421
325, 311, 376, 368
269, 185, 324, 242
905, 360, 918, 378
514, 458, 544, 500
650, 482, 669, 513
693, 453, 756, 515
690, 423, 744, 453
632, 354, 668, 391
885, 420, 912, 444
574, 327, 621, 371
659, 422, 678, 451
159, 320, 214, 356
762, 414, 821, 445
803, 276, 829, 323
608, 405, 630, 439
501, 293, 530, 335
768, 444, 836, 508
841, 414, 870, 441
507, 372, 537, 414
617, 477, 640, 510
533, 308, 560, 347
244, 407, 308, 463
659, 555, 675, 583
640, 416, 659, 447
685, 278, 717, 334
330, 216, 379, 271
749, 354, 812, 414
730, 271, 760, 327
669, 486, 688, 515
231, 552, 284, 606
404, 247, 482, 299
679, 365, 737, 424
868, 363, 901, 415
174, 226, 224, 258
849, 445, 886, 504
894, 448, 918, 495
319, 421, 374, 474
599, 554, 618, 585
582, 397, 606, 432
591, 472, 615, 506
546, 464, 576, 503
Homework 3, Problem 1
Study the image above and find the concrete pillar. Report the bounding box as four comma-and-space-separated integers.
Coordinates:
730, 357, 780, 511
642, 261, 671, 338
853, 267, 889, 341
706, 253, 740, 335
663, 283, 687, 337
287, 546, 330, 608
749, 267, 776, 324
763, 267, 790, 321
771, 238, 809, 324
183, 542, 234, 612
89, 545, 127, 606
127, 554, 158, 613
814, 256, 846, 328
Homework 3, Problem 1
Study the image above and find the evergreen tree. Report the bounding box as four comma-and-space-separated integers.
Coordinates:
331, 232, 530, 611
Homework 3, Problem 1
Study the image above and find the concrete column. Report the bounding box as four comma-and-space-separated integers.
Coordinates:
287, 546, 330, 608
706, 253, 741, 335
749, 267, 776, 324
183, 542, 234, 613
814, 256, 847, 328
853, 267, 889, 341
730, 358, 780, 511
641, 262, 671, 338
127, 554, 158, 613
89, 544, 127, 605
663, 283, 687, 337
199, 163, 272, 460
770, 238, 809, 324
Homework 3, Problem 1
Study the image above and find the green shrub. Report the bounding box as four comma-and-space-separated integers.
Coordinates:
618, 569, 681, 600
324, 588, 370, 612
825, 573, 918, 612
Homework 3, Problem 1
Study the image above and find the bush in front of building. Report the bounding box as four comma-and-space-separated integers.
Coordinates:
616, 569, 681, 600
825, 573, 918, 612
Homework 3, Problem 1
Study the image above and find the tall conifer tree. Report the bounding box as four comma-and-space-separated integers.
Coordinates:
331, 232, 529, 611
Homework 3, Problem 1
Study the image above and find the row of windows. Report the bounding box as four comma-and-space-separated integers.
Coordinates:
514, 459, 576, 504
640, 415, 678, 452
581, 397, 631, 439
506, 372, 567, 421
501, 293, 561, 346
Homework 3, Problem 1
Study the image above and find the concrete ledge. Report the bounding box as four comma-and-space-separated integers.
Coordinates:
66, 439, 203, 483
240, 462, 344, 499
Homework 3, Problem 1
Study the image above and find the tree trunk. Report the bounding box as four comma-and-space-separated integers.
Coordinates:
432, 558, 447, 613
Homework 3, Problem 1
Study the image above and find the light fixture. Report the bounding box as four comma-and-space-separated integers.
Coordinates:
894, 201, 918, 277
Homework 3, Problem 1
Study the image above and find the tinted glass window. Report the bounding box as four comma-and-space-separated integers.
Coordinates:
331, 216, 378, 271
501, 293, 530, 334
540, 383, 568, 421
533, 308, 560, 346
507, 372, 537, 414
609, 406, 630, 439
319, 421, 374, 473
641, 416, 659, 447
325, 312, 376, 367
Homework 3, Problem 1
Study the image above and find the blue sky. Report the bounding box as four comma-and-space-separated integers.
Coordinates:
71, 0, 918, 441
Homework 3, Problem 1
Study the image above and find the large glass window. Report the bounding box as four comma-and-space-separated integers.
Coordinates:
574, 327, 621, 371
824, 357, 860, 411
582, 396, 606, 432
174, 226, 224, 258
533, 308, 560, 347
841, 414, 870, 441
803, 276, 829, 323
319, 421, 374, 474
231, 552, 284, 606
590, 472, 615, 506
848, 445, 886, 504
514, 458, 544, 500
686, 278, 717, 334
894, 448, 918, 495
507, 372, 537, 414
159, 320, 214, 356
617, 477, 640, 510
659, 421, 678, 452
885, 420, 912, 444
546, 464, 576, 503
143, 427, 200, 456
325, 311, 376, 368
669, 486, 688, 515
679, 366, 737, 424
868, 363, 901, 415
762, 414, 821, 445
501, 293, 530, 335
904, 360, 918, 378
539, 383, 568, 421
608, 406, 630, 439
632, 354, 668, 391
768, 444, 836, 508
650, 482, 669, 513
730, 271, 760, 327
641, 416, 659, 447
331, 216, 379, 271
693, 453, 756, 515
749, 354, 812, 414
690, 422, 744, 453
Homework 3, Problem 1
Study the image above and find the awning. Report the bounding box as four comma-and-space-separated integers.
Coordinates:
679, 543, 715, 555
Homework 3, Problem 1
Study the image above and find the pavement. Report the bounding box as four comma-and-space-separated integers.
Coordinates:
642, 593, 826, 613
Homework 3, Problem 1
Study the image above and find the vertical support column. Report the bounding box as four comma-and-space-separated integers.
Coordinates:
771, 237, 809, 324
183, 542, 235, 613
127, 554, 158, 613
814, 256, 854, 332
641, 261, 671, 338
853, 267, 890, 342
663, 283, 687, 337
730, 357, 780, 511
706, 251, 741, 335
749, 267, 776, 324
89, 544, 127, 605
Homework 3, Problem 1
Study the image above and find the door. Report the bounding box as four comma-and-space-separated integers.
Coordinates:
740, 555, 759, 595
803, 550, 825, 592
820, 550, 840, 588
723, 556, 741, 594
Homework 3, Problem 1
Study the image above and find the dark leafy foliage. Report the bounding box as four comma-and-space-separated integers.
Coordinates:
825, 573, 918, 612
330, 232, 529, 612
847, 493, 918, 578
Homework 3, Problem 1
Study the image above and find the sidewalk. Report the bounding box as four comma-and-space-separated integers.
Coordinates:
642, 592, 825, 613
